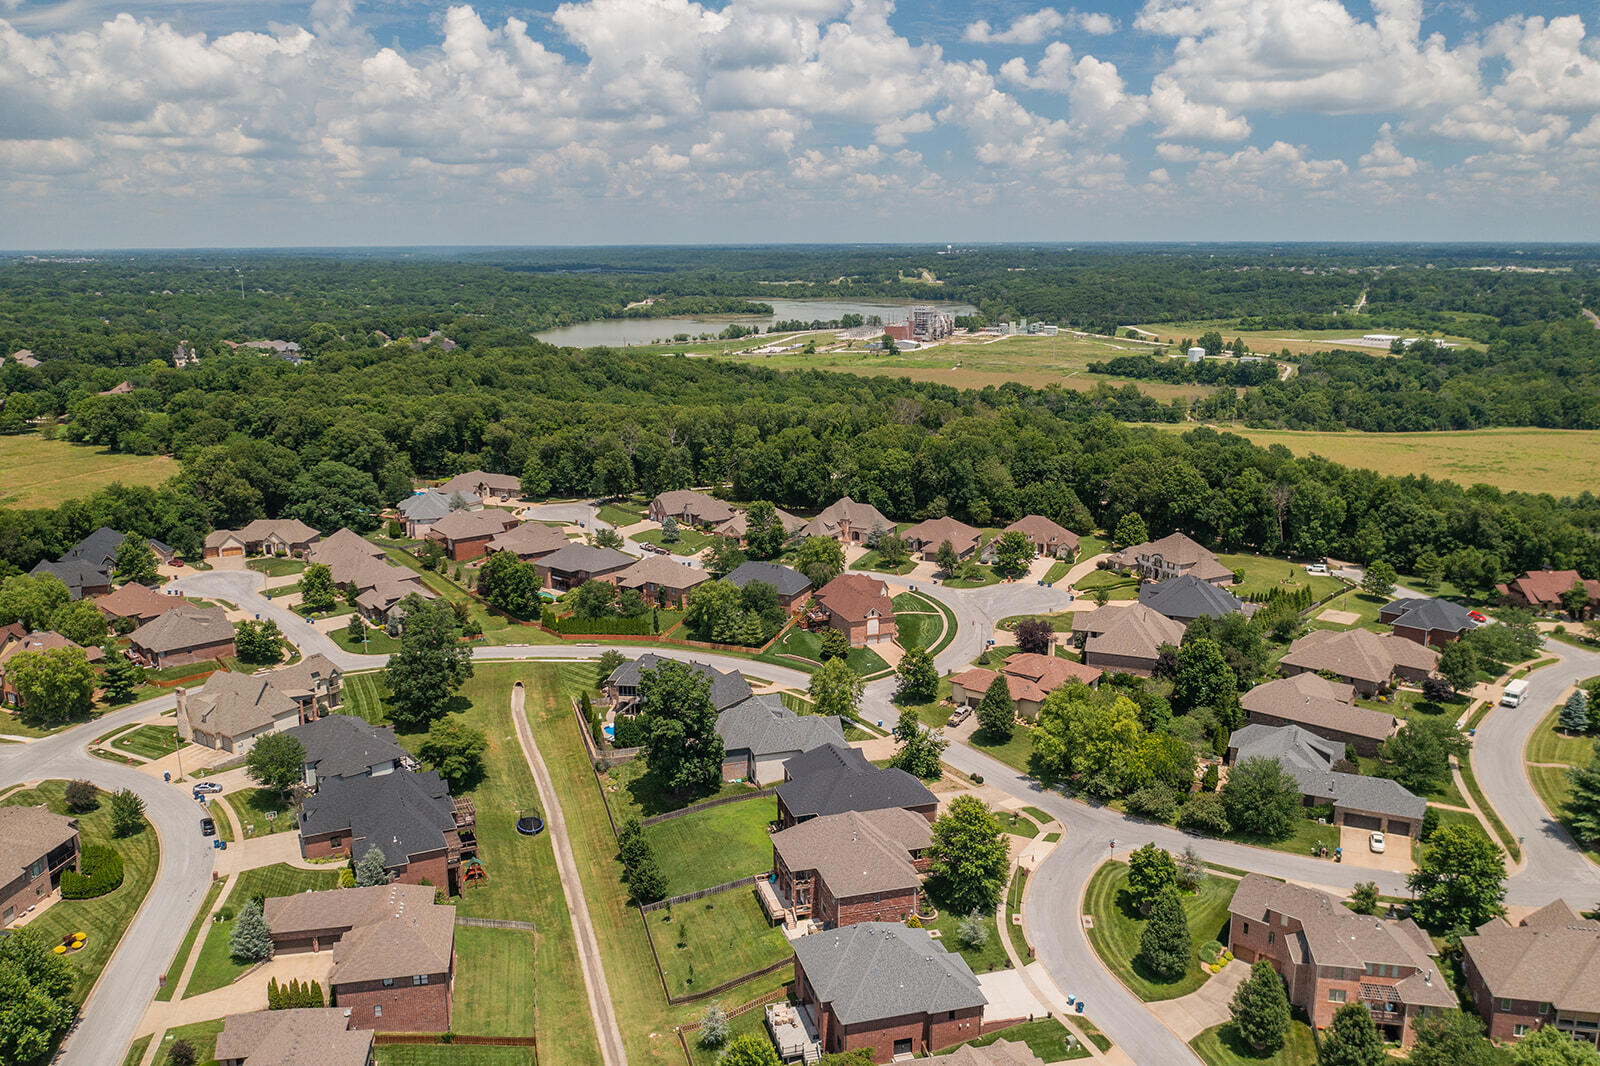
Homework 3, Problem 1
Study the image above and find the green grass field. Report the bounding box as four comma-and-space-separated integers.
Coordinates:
1082, 861, 1235, 1001
109, 723, 181, 760
183, 913, 249, 999
1189, 1019, 1318, 1066
1072, 569, 1139, 599
758, 625, 890, 675
247, 557, 307, 577
222, 787, 295, 838
232, 862, 340, 901
651, 884, 792, 997
936, 1018, 1092, 1061
1527, 706, 1598, 767
1005, 867, 1032, 962
330, 622, 404, 654
377, 1049, 538, 1066
156, 877, 228, 1001
1215, 552, 1345, 602
632, 527, 715, 556
0, 434, 176, 510
920, 897, 1012, 974
852, 550, 917, 575
896, 610, 943, 650
152, 1018, 226, 1066
452, 926, 539, 1036
644, 798, 777, 897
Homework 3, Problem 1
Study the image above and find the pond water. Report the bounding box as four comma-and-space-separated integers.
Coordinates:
534, 297, 976, 348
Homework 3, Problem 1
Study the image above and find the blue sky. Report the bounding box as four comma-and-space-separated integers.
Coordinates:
0, 0, 1596, 247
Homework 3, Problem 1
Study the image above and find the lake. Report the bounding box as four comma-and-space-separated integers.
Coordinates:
534, 297, 976, 348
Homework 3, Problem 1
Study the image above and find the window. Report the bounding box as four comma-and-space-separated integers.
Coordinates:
382, 978, 394, 987
413, 974, 429, 985
1242, 922, 1250, 935
373, 1005, 383, 1018
1268, 932, 1275, 946
332, 837, 342, 849
1328, 990, 1346, 1003
1501, 999, 1513, 1012
1541, 1003, 1552, 1015
948, 1011, 956, 1021
1515, 1025, 1529, 1037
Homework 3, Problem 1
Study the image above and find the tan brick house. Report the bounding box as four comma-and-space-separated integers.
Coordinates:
1070, 603, 1185, 676
0, 806, 80, 926
1240, 674, 1398, 757
1462, 899, 1600, 1048
127, 604, 236, 668
769, 808, 931, 928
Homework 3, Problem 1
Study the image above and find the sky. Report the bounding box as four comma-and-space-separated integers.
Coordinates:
0, 0, 1597, 247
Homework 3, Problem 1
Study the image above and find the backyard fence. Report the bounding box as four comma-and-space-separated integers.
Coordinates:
677, 982, 792, 1034
640, 874, 763, 913
639, 788, 776, 827
374, 1033, 538, 1049
570, 695, 643, 769
454, 916, 537, 931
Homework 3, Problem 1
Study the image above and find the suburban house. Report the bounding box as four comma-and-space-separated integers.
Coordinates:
1279, 628, 1439, 697
1240, 674, 1398, 756
767, 808, 931, 929
436, 470, 520, 500
606, 653, 753, 715
813, 574, 897, 647
720, 505, 806, 545
790, 923, 991, 1062
614, 554, 710, 608
1228, 874, 1453, 1047
1108, 532, 1235, 586
1, 632, 104, 711
1461, 899, 1600, 1047
396, 490, 480, 538
176, 671, 303, 753
28, 557, 112, 600
801, 497, 894, 545
534, 544, 634, 592
308, 529, 433, 623
725, 561, 812, 612
920, 1040, 1046, 1066
485, 522, 571, 560
215, 1008, 375, 1066
285, 714, 410, 787
717, 693, 844, 785
1227, 723, 1425, 838
901, 517, 984, 562
777, 744, 937, 828
1496, 570, 1600, 613
1138, 574, 1254, 624
424, 509, 519, 561
1379, 597, 1479, 646
648, 489, 738, 529
62, 526, 176, 569
0, 806, 80, 926
263, 654, 345, 719
997, 515, 1078, 560
948, 653, 1100, 720
298, 769, 475, 893
263, 883, 455, 1032
203, 518, 321, 560
94, 582, 180, 626
1070, 604, 1185, 676
127, 604, 236, 668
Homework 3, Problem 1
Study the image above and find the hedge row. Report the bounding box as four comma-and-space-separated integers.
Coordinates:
268, 977, 325, 1009
61, 844, 124, 899
540, 610, 652, 636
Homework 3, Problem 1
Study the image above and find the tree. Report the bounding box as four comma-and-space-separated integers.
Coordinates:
1176, 844, 1207, 890
245, 732, 306, 799
1318, 1001, 1385, 1066
109, 787, 145, 837
819, 627, 850, 662
167, 1038, 199, 1066
4, 647, 95, 725
1511, 1026, 1600, 1066
794, 536, 845, 586
569, 578, 618, 619
876, 533, 909, 568
384, 596, 473, 729
895, 646, 938, 704
1349, 881, 1379, 915
100, 649, 145, 704
298, 562, 337, 613
1113, 512, 1148, 548
1565, 742, 1600, 848
1563, 581, 1592, 621
354, 846, 389, 887
1360, 560, 1397, 599
1031, 689, 1144, 798
1126, 843, 1178, 913
889, 708, 946, 779
593, 526, 625, 549
639, 660, 725, 794
1014, 617, 1053, 656
625, 851, 666, 904
50, 599, 107, 646
1407, 1010, 1498, 1066
233, 618, 285, 665
926, 795, 1009, 915
697, 1003, 730, 1049
0, 927, 76, 1065
992, 530, 1034, 579
478, 550, 542, 617
743, 501, 788, 559
957, 911, 991, 949
596, 649, 626, 687
64, 779, 99, 813
1221, 756, 1300, 840
720, 1033, 781, 1066
418, 716, 488, 788
1562, 690, 1590, 733
975, 674, 1015, 741
935, 539, 959, 576
1437, 639, 1479, 692
1172, 638, 1237, 717
0, 573, 70, 632
1383, 717, 1468, 794
285, 459, 382, 533
229, 899, 274, 962
1407, 822, 1506, 930
1230, 960, 1290, 1052
1179, 791, 1231, 834
705, 536, 747, 577
809, 657, 864, 721
344, 612, 366, 645
660, 515, 681, 544
114, 532, 159, 585
1137, 885, 1191, 981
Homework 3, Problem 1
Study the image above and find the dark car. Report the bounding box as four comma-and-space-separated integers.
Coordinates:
200, 817, 216, 837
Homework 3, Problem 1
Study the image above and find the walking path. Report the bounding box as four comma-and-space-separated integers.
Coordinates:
510, 683, 629, 1066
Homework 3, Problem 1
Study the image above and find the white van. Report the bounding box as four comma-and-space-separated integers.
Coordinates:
1501, 679, 1530, 707
1305, 562, 1329, 576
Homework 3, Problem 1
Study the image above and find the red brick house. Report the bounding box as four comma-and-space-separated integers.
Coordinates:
485, 522, 570, 560
814, 574, 897, 647
769, 809, 931, 929
298, 770, 474, 893
263, 883, 455, 1032
0, 806, 80, 926
127, 604, 236, 668
1461, 899, 1600, 1048
204, 518, 321, 560
534, 544, 634, 592
1496, 570, 1600, 613
423, 509, 519, 561
648, 489, 738, 529
948, 653, 1101, 720
1378, 597, 1480, 646
94, 583, 181, 626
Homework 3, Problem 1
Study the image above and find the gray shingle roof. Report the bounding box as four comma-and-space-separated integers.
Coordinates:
284, 714, 408, 782
608, 653, 753, 710
724, 561, 812, 598
778, 744, 936, 820
792, 922, 986, 1025
716, 694, 844, 759
66, 526, 127, 567
539, 544, 634, 574
1138, 573, 1249, 621
396, 490, 467, 522
1380, 597, 1478, 635
29, 558, 110, 598
1229, 723, 1425, 821
299, 770, 456, 866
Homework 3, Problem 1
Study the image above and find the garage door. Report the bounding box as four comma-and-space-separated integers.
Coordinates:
1387, 820, 1411, 837
221, 547, 243, 557
1343, 812, 1383, 831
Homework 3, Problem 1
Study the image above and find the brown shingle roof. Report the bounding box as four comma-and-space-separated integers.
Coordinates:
924, 1039, 1047, 1066
487, 523, 570, 558
1072, 604, 1184, 662
264, 882, 453, 985
1505, 569, 1597, 606
772, 808, 931, 898
426, 509, 517, 542
436, 470, 520, 497
815, 573, 895, 624
181, 670, 299, 740
615, 555, 711, 593
0, 806, 77, 878
1003, 515, 1079, 554
0, 631, 103, 665
234, 518, 321, 546
1241, 675, 1397, 743
1280, 629, 1438, 685
650, 490, 738, 525
1464, 902, 1600, 1012
214, 1009, 373, 1066
94, 583, 179, 622
901, 516, 982, 553
128, 604, 232, 654
801, 497, 892, 540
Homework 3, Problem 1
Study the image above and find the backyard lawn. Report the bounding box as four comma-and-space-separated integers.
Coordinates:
1071, 569, 1139, 599
600, 756, 759, 822
758, 625, 891, 675
109, 723, 182, 760
651, 883, 792, 997
633, 527, 714, 556
920, 896, 1012, 974
186, 864, 340, 999
1216, 552, 1345, 603
1190, 1019, 1317, 1066
452, 926, 539, 1036
377, 1049, 539, 1066
936, 1018, 1091, 1061
222, 787, 296, 838
643, 798, 778, 897
152, 1018, 226, 1066
1082, 861, 1235, 1001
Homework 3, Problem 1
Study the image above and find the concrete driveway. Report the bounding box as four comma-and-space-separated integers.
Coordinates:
1149, 961, 1247, 1041
1339, 825, 1414, 872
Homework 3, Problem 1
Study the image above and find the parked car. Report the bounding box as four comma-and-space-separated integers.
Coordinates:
1469, 610, 1489, 622
192, 781, 223, 795
1305, 562, 1329, 576
1369, 831, 1386, 854
200, 817, 216, 837
947, 706, 972, 727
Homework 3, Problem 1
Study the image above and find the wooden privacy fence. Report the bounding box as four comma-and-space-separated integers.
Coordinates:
375, 1033, 538, 1048
640, 788, 776, 826
454, 916, 537, 931
640, 874, 763, 913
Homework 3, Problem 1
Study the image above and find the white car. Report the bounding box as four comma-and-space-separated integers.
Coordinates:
1369, 831, 1386, 854
1305, 562, 1329, 576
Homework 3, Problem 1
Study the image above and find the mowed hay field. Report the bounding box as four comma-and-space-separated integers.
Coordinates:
1161, 426, 1600, 497
0, 434, 174, 508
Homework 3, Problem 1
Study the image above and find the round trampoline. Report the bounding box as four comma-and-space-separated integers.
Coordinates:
516, 815, 545, 836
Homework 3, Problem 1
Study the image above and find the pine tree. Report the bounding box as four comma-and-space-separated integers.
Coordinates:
975, 674, 1015, 741
697, 1003, 730, 1049
1567, 743, 1600, 849
1318, 1001, 1385, 1066
228, 900, 274, 963
1230, 960, 1290, 1053
1561, 690, 1590, 733
308, 980, 323, 1007
354, 845, 388, 887
267, 976, 281, 1009
1137, 885, 1191, 982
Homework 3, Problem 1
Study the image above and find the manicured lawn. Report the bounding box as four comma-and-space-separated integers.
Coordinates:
999, 611, 1080, 633
936, 1017, 1091, 1060
1430, 806, 1489, 838
943, 562, 1001, 589
1312, 589, 1390, 632
758, 625, 890, 675
1043, 560, 1072, 585
686, 1003, 772, 1066
183, 913, 249, 998
921, 897, 1012, 974
851, 550, 916, 574
1224, 815, 1339, 858
183, 865, 340, 1000
600, 756, 759, 822
1071, 569, 1138, 599
452, 926, 539, 1036
652, 884, 792, 997
110, 723, 182, 760
1216, 552, 1345, 603
1001, 809, 1041, 838
330, 622, 404, 655
596, 501, 647, 527
897, 610, 943, 650
340, 670, 390, 724
154, 1018, 225, 1066
120, 1034, 151, 1066
644, 798, 777, 897
1527, 704, 1597, 767
156, 876, 228, 1001
1, 781, 159, 1003
969, 721, 1038, 777
247, 557, 306, 577
1082, 861, 1234, 1001
1190, 1019, 1318, 1066
222, 787, 295, 838
634, 527, 714, 556
0, 433, 175, 510
1022, 806, 1054, 824
377, 1049, 539, 1066
233, 862, 340, 902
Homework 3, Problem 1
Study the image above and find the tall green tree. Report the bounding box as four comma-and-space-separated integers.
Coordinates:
477, 550, 542, 617
384, 595, 474, 729
1406, 1010, 1497, 1066
109, 788, 146, 837
245, 732, 306, 799
229, 900, 274, 962
1360, 561, 1397, 599
1230, 960, 1290, 1053
1437, 640, 1479, 692
1113, 512, 1148, 548
418, 717, 489, 789
114, 532, 159, 585
638, 660, 724, 794
719, 1032, 781, 1066
1561, 690, 1590, 733
0, 927, 76, 1065
894, 646, 938, 704
1407, 822, 1506, 929
794, 536, 845, 586
297, 563, 337, 613
0, 574, 71, 631
1565, 742, 1600, 848
935, 540, 959, 576
742, 501, 788, 559
1221, 755, 1301, 840
354, 846, 389, 888
1172, 638, 1237, 717
233, 618, 285, 665
818, 627, 850, 662
991, 530, 1034, 578
889, 707, 946, 779
926, 795, 1010, 915
1137, 885, 1191, 981
569, 578, 618, 619
5, 647, 95, 726
1510, 1026, 1600, 1066
809, 657, 864, 720
975, 674, 1015, 741
285, 460, 382, 533
1318, 1002, 1385, 1066
49, 600, 107, 647
1126, 843, 1178, 912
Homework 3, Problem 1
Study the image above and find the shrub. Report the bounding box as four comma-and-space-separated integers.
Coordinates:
1126, 785, 1178, 822
64, 779, 100, 813
60, 844, 124, 899
167, 1038, 198, 1066
956, 911, 991, 949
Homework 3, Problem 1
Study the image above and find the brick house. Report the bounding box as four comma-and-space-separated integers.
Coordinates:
790, 923, 993, 1062
1279, 628, 1439, 698
176, 670, 304, 754
648, 489, 738, 530
998, 515, 1078, 560
901, 517, 983, 562
395, 490, 480, 539
284, 714, 409, 788
605, 653, 752, 716
769, 809, 931, 929
127, 604, 236, 668
28, 557, 112, 600
307, 529, 433, 624
1107, 532, 1235, 586
215, 1008, 374, 1066
485, 522, 571, 561
1496, 570, 1600, 613
298, 770, 474, 893
423, 509, 519, 562
435, 470, 520, 501
1461, 899, 1600, 1048
1, 632, 104, 713
1240, 674, 1398, 757
534, 544, 634, 592
203, 518, 321, 560
948, 653, 1101, 722
0, 806, 80, 926
94, 582, 181, 626
1227, 724, 1425, 838
1070, 604, 1185, 676
1227, 874, 1455, 1047
725, 561, 812, 613
263, 883, 455, 1032
776, 744, 937, 829
814, 574, 897, 647
717, 693, 844, 785
1138, 574, 1254, 624
719, 506, 806, 546
614, 554, 710, 608
801, 497, 894, 545
1378, 597, 1480, 646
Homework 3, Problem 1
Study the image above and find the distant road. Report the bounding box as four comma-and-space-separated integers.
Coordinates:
1583, 308, 1599, 330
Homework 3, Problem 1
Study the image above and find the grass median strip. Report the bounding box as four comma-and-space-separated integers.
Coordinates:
155, 876, 227, 1002
1457, 756, 1522, 862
